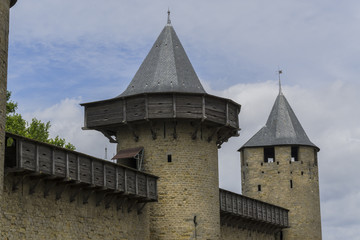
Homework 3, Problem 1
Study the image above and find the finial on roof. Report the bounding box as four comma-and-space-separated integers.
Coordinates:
278, 69, 283, 94
167, 8, 171, 25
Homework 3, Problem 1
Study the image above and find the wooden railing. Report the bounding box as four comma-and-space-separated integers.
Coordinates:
82, 93, 240, 130
5, 132, 158, 203
220, 189, 289, 231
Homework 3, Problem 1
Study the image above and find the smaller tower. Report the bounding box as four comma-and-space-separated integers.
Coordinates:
239, 87, 322, 239
0, 0, 17, 195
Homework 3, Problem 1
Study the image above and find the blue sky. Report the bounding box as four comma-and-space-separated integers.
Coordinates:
7, 1, 360, 239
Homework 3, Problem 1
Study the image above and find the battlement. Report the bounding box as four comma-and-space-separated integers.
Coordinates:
220, 189, 289, 233
82, 92, 240, 147
4, 132, 158, 205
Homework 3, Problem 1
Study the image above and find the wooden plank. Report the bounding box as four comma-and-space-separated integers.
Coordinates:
202, 96, 206, 120
173, 95, 176, 118
145, 95, 149, 119
115, 167, 119, 191
21, 141, 36, 171
123, 98, 127, 122
103, 163, 106, 187
54, 149, 66, 177
39, 145, 52, 174
76, 155, 80, 181
124, 168, 128, 194
51, 148, 55, 175
65, 153, 69, 178
226, 102, 229, 125
35, 144, 39, 172
17, 138, 21, 169
91, 159, 94, 185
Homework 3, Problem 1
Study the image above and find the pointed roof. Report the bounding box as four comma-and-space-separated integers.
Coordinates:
240, 92, 319, 151
118, 15, 206, 97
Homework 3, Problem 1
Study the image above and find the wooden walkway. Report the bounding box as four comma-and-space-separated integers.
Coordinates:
4, 132, 158, 208
220, 189, 289, 233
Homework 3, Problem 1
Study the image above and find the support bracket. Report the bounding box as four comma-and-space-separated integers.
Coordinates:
43, 180, 57, 198
82, 189, 93, 204
137, 202, 147, 215
55, 183, 68, 200
127, 200, 137, 213
29, 178, 41, 195
69, 187, 80, 202
116, 197, 126, 212
100, 130, 117, 143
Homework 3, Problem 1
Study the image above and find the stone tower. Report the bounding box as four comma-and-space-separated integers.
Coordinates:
0, 0, 17, 195
81, 13, 240, 240
239, 88, 321, 239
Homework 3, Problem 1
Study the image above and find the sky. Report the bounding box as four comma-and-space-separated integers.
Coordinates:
6, 1, 360, 239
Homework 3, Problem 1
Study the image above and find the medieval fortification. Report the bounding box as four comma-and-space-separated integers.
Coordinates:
0, 1, 321, 239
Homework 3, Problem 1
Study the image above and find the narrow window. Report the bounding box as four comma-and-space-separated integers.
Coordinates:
167, 154, 172, 162
301, 171, 304, 175
290, 180, 293, 188
264, 147, 275, 163
314, 149, 318, 166
291, 146, 299, 162
258, 185, 261, 191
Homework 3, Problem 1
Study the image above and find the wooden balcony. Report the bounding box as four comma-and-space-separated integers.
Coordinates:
4, 132, 158, 207
81, 93, 240, 147
220, 189, 289, 233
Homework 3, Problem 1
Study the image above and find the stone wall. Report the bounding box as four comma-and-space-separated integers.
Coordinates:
0, 174, 150, 239
117, 120, 220, 240
0, 0, 11, 196
220, 225, 277, 240
241, 146, 322, 240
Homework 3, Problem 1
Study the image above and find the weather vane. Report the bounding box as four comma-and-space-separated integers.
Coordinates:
278, 68, 283, 94
167, 8, 171, 25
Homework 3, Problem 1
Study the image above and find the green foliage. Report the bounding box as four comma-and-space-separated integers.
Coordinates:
5, 91, 76, 150
6, 91, 17, 114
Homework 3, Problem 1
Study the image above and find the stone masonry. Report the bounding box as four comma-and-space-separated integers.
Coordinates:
117, 120, 221, 240
0, 0, 11, 196
0, 175, 150, 239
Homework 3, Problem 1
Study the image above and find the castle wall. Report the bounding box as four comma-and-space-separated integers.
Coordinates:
241, 146, 322, 240
0, 0, 11, 196
220, 225, 276, 240
0, 175, 150, 239
117, 120, 220, 240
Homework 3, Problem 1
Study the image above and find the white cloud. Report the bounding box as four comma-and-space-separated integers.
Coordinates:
23, 98, 116, 160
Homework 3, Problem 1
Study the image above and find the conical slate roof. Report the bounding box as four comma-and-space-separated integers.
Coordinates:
240, 92, 319, 151
118, 17, 205, 97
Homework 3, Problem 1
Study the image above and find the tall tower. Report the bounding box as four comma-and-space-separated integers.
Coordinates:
0, 0, 17, 195
239, 88, 321, 239
82, 13, 240, 240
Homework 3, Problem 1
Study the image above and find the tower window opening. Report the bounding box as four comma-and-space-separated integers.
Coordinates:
290, 180, 293, 188
167, 154, 172, 162
258, 185, 261, 191
291, 146, 299, 162
264, 147, 275, 163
